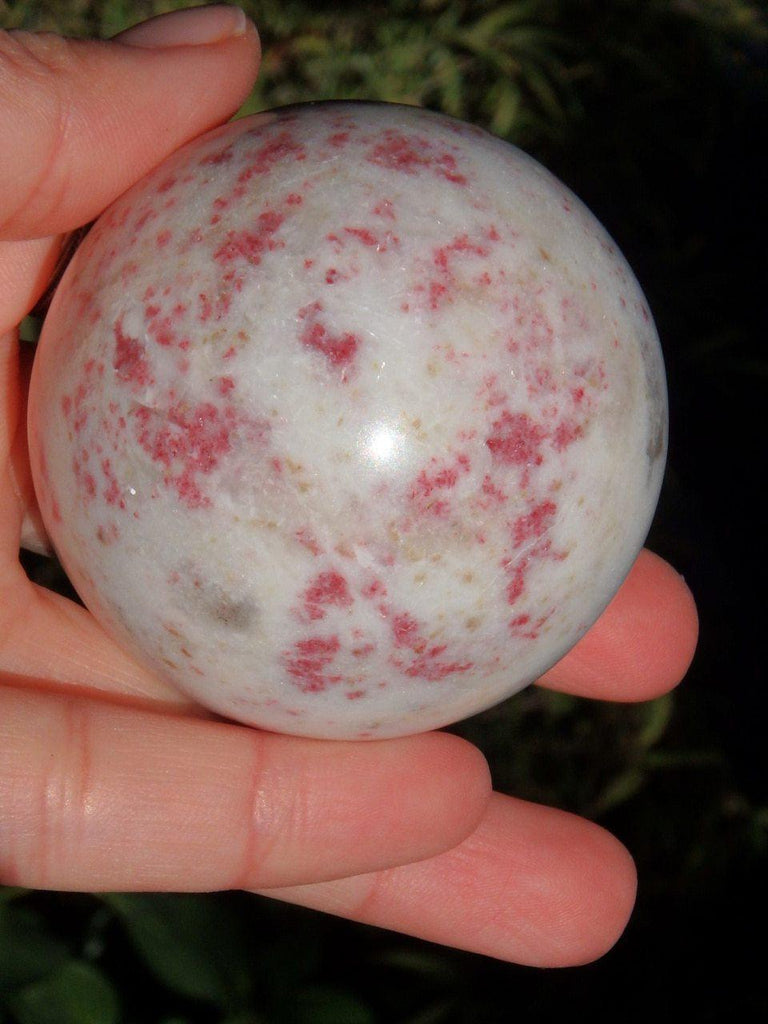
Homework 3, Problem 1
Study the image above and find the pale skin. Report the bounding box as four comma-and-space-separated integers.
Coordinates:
0, 5, 698, 967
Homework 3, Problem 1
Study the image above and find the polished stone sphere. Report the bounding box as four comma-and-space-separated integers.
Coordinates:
28, 102, 666, 738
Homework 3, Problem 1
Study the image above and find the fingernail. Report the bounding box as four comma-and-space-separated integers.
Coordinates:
115, 5, 249, 48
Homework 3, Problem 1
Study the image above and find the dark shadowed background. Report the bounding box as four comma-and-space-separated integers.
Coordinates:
2, 1, 766, 1021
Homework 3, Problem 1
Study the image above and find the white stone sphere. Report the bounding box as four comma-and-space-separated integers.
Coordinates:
28, 102, 667, 739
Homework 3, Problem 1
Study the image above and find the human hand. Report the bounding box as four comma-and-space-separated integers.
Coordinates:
0, 5, 698, 967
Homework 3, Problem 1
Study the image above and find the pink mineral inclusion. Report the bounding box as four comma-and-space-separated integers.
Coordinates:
29, 102, 667, 739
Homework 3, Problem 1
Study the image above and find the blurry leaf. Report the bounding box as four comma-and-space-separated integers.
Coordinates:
749, 806, 768, 856
521, 63, 565, 121
220, 1015, 270, 1024
637, 693, 674, 749
97, 0, 135, 39
406, 1002, 455, 1024
430, 48, 465, 117
291, 33, 336, 58
0, 906, 70, 993
541, 690, 579, 719
0, 887, 28, 904
592, 768, 645, 815
6, 961, 119, 1024
18, 316, 41, 343
488, 79, 523, 138
373, 947, 455, 980
645, 749, 723, 770
291, 986, 374, 1024
453, 1, 543, 51
103, 893, 255, 1010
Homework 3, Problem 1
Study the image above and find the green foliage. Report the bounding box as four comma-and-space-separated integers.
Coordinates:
236, 0, 579, 146
5, 962, 120, 1024
102, 894, 259, 1011
0, 904, 70, 994
0, 902, 119, 1024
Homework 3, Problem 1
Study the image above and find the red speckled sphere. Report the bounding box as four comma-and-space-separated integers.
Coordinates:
29, 102, 667, 739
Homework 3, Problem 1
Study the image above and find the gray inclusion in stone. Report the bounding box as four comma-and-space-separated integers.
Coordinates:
646, 394, 667, 466
172, 561, 257, 631
640, 328, 668, 472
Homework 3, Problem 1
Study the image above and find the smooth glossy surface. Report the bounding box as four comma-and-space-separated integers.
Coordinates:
29, 102, 667, 738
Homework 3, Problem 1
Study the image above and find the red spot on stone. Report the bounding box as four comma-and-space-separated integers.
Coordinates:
361, 578, 387, 601
512, 500, 557, 548
101, 458, 124, 508
134, 207, 157, 231
411, 456, 473, 520
296, 528, 323, 556
214, 208, 286, 265
409, 453, 471, 518
303, 570, 353, 621
505, 564, 527, 606
552, 418, 584, 452
509, 295, 554, 352
217, 376, 235, 397
237, 131, 306, 183
367, 131, 468, 186
344, 227, 378, 246
433, 234, 489, 271
200, 145, 234, 166
70, 360, 103, 435
390, 612, 473, 681
418, 231, 496, 311
393, 612, 420, 648
113, 319, 152, 388
508, 611, 550, 640
132, 401, 268, 510
148, 315, 176, 348
284, 635, 341, 693
529, 364, 556, 396
373, 199, 396, 220
480, 473, 507, 505
486, 411, 546, 467
297, 301, 360, 377
428, 281, 448, 310
198, 290, 233, 324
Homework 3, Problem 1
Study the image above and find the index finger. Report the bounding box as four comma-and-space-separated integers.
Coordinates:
538, 547, 698, 700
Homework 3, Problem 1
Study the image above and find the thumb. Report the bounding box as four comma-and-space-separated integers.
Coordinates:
0, 5, 261, 241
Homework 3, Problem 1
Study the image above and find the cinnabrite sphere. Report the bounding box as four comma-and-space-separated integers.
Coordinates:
29, 102, 666, 739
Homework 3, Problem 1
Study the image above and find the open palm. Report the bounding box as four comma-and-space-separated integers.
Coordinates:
0, 7, 698, 966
